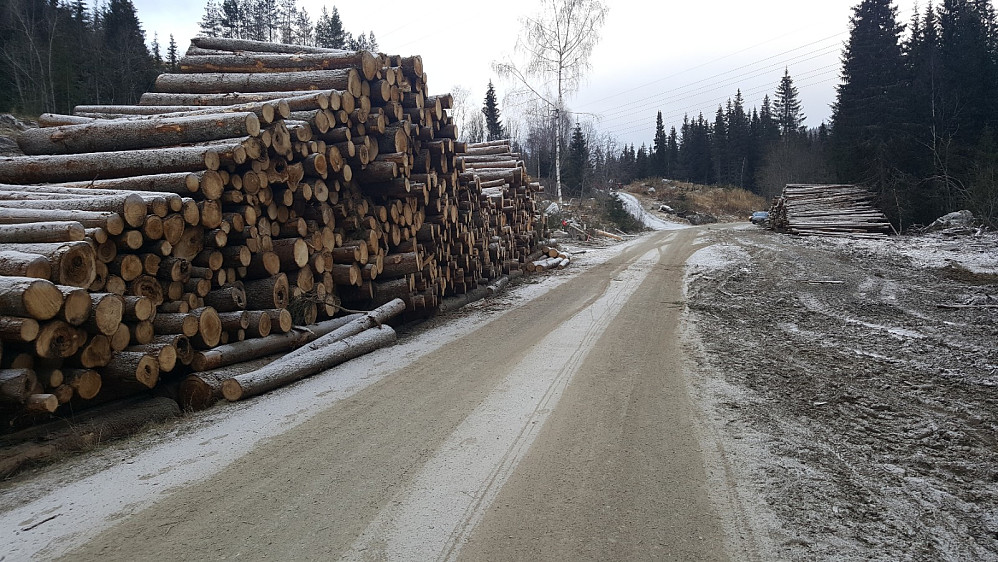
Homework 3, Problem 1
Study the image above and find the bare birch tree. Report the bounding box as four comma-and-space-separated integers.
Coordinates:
494, 0, 608, 204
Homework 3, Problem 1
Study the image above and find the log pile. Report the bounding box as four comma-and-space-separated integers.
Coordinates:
768, 184, 892, 238
0, 36, 544, 426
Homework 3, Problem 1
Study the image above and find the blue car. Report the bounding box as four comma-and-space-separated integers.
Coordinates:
749, 211, 769, 225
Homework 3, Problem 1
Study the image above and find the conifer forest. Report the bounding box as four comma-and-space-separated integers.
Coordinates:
1, 0, 997, 228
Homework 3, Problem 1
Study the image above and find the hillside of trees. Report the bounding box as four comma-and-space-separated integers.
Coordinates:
0, 0, 160, 115
0, 0, 376, 116
2, 0, 995, 229
496, 0, 996, 229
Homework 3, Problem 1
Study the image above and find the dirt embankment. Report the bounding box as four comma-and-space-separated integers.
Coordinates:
684, 225, 998, 560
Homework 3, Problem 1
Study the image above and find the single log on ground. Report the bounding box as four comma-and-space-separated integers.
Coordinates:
190, 313, 361, 371
17, 113, 261, 155
179, 355, 278, 410
0, 396, 178, 477
25, 394, 59, 413
265, 298, 404, 370
221, 325, 395, 401
0, 222, 86, 244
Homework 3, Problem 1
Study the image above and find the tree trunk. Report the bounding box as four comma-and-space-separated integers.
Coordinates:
221, 325, 396, 401
180, 51, 379, 81
0, 369, 37, 404
103, 351, 159, 388
0, 277, 64, 320
0, 221, 85, 243
0, 251, 51, 279
0, 144, 242, 184
34, 320, 80, 359
17, 113, 260, 155
190, 313, 361, 371
154, 69, 362, 97
0, 241, 97, 288
0, 316, 40, 342
243, 273, 289, 309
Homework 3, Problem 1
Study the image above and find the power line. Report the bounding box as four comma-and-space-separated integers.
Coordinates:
575, 31, 846, 111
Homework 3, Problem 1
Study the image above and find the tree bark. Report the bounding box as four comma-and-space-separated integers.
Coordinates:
154, 69, 362, 97
0, 144, 243, 184
103, 351, 159, 388
0, 221, 85, 243
190, 313, 361, 371
221, 325, 396, 401
0, 277, 64, 320
0, 251, 51, 279
180, 51, 379, 81
17, 113, 260, 155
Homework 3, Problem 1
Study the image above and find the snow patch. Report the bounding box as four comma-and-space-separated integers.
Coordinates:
616, 192, 686, 231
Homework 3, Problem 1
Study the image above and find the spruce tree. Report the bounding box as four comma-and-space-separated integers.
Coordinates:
101, 0, 157, 104
666, 126, 679, 178
482, 80, 505, 141
564, 123, 591, 195
829, 0, 905, 190
167, 34, 178, 71
652, 111, 668, 177
774, 69, 805, 138
315, 6, 346, 48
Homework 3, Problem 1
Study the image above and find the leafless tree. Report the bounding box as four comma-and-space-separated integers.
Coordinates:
494, 0, 608, 204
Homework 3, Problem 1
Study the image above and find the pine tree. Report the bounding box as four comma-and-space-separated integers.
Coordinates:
652, 111, 668, 177
773, 69, 805, 138
482, 80, 505, 141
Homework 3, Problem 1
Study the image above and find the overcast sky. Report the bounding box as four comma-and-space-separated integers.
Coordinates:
134, 0, 917, 147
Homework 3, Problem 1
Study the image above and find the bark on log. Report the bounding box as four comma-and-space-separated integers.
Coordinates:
103, 351, 159, 388
0, 251, 51, 280
0, 316, 40, 342
0, 277, 64, 320
190, 313, 361, 371
0, 210, 124, 236
180, 51, 379, 81
0, 222, 86, 244
0, 142, 246, 184
221, 324, 396, 401
154, 69, 362, 97
17, 113, 261, 155
0, 369, 37, 404
0, 241, 98, 288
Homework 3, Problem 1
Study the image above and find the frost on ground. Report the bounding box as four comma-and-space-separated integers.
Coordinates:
683, 227, 998, 560
616, 192, 686, 231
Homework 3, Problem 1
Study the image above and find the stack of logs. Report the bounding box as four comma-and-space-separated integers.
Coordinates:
768, 184, 892, 238
0, 36, 544, 425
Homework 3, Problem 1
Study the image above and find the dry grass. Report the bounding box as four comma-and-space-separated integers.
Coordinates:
624, 179, 769, 221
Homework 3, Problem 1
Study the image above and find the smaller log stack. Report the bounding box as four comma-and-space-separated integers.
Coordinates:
768, 184, 892, 238
0, 36, 546, 428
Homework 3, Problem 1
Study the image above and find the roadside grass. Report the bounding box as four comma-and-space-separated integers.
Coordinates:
624, 179, 769, 222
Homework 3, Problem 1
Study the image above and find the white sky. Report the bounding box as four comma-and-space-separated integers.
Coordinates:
133, 0, 917, 147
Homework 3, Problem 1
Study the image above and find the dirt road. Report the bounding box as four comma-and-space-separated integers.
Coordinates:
2, 227, 764, 560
